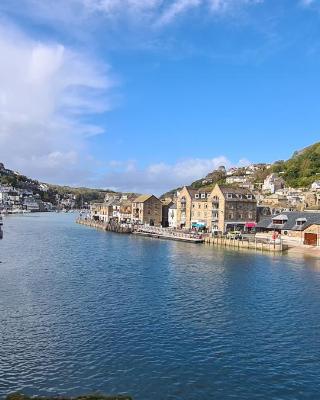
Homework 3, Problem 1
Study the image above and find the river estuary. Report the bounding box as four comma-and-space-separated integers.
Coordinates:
1, 213, 320, 400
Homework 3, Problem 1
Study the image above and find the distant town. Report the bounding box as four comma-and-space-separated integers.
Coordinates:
2, 144, 320, 251
80, 160, 320, 251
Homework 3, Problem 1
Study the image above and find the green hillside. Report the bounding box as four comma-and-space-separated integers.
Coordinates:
272, 142, 320, 187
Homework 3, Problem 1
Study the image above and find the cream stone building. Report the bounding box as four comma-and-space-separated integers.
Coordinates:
209, 185, 257, 232
131, 194, 162, 226
176, 187, 212, 229
176, 184, 257, 232
90, 202, 111, 222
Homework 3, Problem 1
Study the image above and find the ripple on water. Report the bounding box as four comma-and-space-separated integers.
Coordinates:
1, 214, 320, 400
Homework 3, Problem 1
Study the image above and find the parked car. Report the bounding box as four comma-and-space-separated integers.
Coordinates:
226, 231, 242, 240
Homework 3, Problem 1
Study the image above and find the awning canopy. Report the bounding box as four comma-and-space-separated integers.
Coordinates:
192, 222, 206, 227
245, 222, 256, 228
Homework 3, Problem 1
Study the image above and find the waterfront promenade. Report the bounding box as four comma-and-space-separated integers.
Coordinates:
77, 217, 287, 252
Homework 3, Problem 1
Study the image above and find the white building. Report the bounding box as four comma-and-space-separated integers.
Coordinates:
262, 174, 285, 194
168, 204, 177, 228
226, 175, 249, 185
311, 181, 320, 191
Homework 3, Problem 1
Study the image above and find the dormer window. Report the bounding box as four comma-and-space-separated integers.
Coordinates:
295, 218, 307, 226
272, 214, 288, 225
247, 194, 252, 199
227, 193, 233, 199
201, 193, 206, 199
195, 194, 199, 199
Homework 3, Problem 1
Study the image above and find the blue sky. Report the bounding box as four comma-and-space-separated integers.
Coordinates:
0, 0, 320, 193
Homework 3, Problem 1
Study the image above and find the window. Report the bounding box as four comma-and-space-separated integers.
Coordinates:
195, 194, 199, 199
201, 193, 206, 199
192, 204, 195, 208
247, 194, 252, 199
198, 204, 201, 209
205, 204, 208, 209
204, 212, 207, 217
227, 193, 233, 199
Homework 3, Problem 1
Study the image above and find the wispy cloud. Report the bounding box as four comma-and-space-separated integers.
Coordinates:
100, 156, 250, 194
82, 0, 264, 26
0, 23, 115, 185
0, 0, 264, 32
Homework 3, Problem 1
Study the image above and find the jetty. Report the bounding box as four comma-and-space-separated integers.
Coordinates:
204, 235, 286, 253
133, 226, 205, 243
76, 218, 132, 234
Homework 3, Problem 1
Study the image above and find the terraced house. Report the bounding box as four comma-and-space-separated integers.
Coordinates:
131, 194, 162, 226
177, 184, 257, 232
209, 185, 257, 233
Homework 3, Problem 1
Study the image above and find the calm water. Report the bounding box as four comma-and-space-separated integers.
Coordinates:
1, 213, 320, 400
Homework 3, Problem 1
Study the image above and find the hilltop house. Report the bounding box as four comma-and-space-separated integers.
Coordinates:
262, 174, 285, 194
311, 181, 320, 191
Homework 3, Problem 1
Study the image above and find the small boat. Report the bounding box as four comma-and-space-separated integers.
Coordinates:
0, 215, 3, 239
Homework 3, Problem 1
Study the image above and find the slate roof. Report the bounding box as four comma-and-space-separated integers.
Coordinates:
256, 211, 320, 231
133, 194, 155, 203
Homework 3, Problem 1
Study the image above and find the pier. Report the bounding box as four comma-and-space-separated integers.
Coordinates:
133, 226, 205, 243
204, 235, 286, 253
76, 218, 287, 250
76, 218, 133, 233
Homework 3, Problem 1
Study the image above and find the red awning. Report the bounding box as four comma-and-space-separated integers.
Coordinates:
245, 222, 256, 228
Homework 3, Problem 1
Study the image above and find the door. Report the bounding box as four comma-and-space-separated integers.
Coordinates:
304, 233, 317, 246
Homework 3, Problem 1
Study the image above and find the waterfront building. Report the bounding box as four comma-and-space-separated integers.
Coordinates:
168, 203, 177, 228
176, 186, 195, 229
161, 198, 174, 227
119, 200, 132, 223
209, 185, 257, 233
256, 211, 320, 246
131, 194, 162, 226
190, 189, 212, 230
23, 195, 40, 212
90, 202, 110, 222
176, 187, 212, 230
176, 184, 257, 232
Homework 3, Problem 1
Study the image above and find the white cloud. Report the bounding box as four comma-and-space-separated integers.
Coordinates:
101, 156, 249, 194
82, 0, 263, 25
0, 24, 114, 185
300, 0, 315, 6
0, 0, 264, 31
